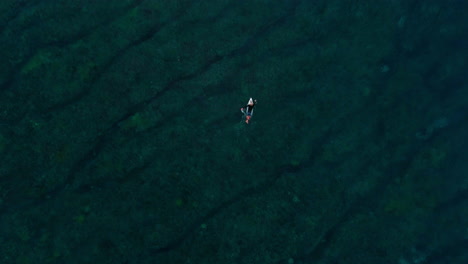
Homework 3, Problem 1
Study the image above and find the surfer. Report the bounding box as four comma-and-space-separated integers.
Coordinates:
240, 98, 257, 124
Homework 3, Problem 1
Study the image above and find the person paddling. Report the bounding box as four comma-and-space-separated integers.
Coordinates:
240, 98, 257, 124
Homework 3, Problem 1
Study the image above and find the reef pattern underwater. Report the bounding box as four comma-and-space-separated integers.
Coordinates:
0, 0, 467, 263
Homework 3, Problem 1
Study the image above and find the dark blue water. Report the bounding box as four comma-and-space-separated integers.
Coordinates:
0, 0, 466, 263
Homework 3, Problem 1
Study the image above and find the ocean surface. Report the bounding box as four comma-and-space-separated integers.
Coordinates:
0, 1, 467, 263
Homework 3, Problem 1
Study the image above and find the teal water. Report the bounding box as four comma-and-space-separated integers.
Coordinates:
0, 1, 467, 263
